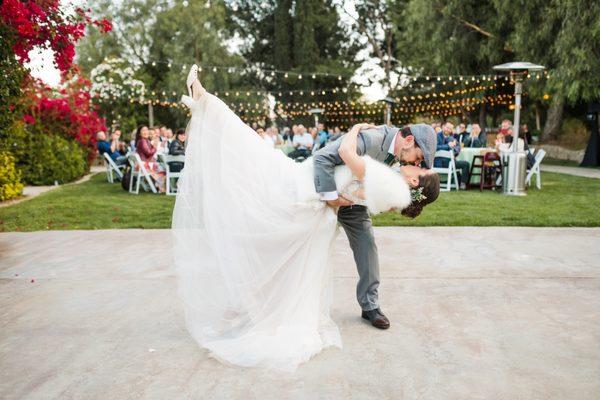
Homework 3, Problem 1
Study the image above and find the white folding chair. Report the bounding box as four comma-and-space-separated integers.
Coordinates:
159, 154, 185, 195
525, 149, 546, 189
102, 152, 125, 183
127, 153, 158, 194
432, 150, 459, 191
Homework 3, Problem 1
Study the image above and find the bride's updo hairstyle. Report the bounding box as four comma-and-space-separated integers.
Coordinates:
401, 173, 440, 218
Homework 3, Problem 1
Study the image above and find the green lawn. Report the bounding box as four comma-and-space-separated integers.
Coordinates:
543, 157, 600, 169
1, 171, 599, 232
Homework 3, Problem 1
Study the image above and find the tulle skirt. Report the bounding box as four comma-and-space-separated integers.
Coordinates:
172, 94, 341, 371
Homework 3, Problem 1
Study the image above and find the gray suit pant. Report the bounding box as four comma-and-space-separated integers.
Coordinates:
337, 205, 379, 311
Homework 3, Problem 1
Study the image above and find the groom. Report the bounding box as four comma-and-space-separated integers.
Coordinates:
313, 123, 436, 329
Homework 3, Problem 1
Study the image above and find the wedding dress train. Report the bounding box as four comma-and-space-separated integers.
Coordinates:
172, 92, 411, 371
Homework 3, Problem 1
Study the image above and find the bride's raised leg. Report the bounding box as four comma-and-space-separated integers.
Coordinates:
186, 64, 207, 100
191, 79, 206, 100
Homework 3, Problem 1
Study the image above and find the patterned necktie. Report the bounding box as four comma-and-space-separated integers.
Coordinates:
384, 153, 396, 166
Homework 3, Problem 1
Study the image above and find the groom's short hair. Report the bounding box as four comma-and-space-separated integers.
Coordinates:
400, 126, 413, 138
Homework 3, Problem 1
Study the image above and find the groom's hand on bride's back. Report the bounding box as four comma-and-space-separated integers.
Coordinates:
326, 196, 353, 208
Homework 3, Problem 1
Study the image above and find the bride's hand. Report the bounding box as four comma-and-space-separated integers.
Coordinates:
352, 123, 377, 131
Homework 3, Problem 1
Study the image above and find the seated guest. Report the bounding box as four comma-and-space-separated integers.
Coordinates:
434, 121, 471, 189
113, 129, 129, 154
456, 123, 469, 144
150, 127, 168, 156
495, 132, 510, 151
328, 126, 344, 142
498, 119, 512, 138
97, 131, 127, 165
316, 123, 329, 148
165, 128, 174, 146
129, 129, 137, 152
270, 126, 283, 146
464, 123, 484, 148
288, 124, 313, 160
159, 125, 169, 142
135, 125, 166, 193
168, 128, 186, 172
521, 124, 533, 145
282, 126, 293, 143
504, 128, 528, 151
259, 127, 275, 148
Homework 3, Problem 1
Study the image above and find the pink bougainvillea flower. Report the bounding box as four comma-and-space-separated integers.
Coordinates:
0, 0, 111, 73
23, 114, 35, 124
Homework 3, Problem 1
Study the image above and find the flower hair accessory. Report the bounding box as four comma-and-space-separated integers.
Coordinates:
410, 187, 427, 202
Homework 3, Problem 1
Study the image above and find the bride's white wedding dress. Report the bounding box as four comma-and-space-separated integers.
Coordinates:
172, 92, 411, 371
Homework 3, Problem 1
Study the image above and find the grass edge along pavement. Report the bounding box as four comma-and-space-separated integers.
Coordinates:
0, 171, 599, 232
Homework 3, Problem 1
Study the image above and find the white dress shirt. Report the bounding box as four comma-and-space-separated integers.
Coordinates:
293, 133, 314, 150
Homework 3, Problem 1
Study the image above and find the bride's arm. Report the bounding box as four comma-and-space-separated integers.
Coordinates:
338, 123, 376, 180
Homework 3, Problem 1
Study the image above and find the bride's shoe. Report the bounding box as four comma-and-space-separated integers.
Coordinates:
186, 64, 207, 100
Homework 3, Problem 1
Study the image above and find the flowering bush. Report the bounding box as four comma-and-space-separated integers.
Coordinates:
90, 57, 146, 102
0, 24, 26, 153
22, 75, 106, 164
0, 151, 23, 201
0, 0, 112, 73
90, 57, 146, 132
0, 0, 111, 192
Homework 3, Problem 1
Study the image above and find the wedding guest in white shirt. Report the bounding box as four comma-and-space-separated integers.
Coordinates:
288, 124, 314, 160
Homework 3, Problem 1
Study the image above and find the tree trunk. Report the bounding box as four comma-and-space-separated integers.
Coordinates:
534, 102, 542, 131
478, 104, 488, 146
478, 104, 487, 129
541, 96, 564, 141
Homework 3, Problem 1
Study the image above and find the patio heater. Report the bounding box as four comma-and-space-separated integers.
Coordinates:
380, 97, 397, 126
308, 108, 324, 128
492, 62, 545, 196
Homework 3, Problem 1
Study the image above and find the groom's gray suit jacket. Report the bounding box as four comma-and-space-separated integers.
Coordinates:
313, 125, 399, 311
313, 125, 399, 193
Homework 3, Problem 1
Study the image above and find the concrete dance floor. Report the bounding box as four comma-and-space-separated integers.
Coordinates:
1, 227, 599, 399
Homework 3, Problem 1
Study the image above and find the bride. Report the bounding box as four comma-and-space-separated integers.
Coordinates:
172, 65, 439, 371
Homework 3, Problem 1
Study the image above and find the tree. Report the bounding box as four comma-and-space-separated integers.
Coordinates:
390, 0, 513, 124
340, 0, 406, 94
506, 0, 600, 139
90, 57, 146, 132
391, 0, 600, 136
78, 0, 247, 128
230, 0, 360, 125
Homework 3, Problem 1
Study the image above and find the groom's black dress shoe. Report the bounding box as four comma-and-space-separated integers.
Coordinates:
361, 308, 390, 329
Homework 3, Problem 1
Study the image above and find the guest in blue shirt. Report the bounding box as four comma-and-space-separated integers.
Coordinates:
434, 121, 471, 189
97, 131, 127, 165
316, 122, 330, 148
